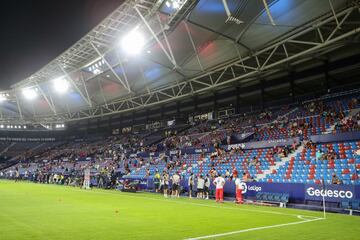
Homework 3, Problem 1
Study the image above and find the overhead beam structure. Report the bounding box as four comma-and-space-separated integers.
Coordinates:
0, 1, 359, 124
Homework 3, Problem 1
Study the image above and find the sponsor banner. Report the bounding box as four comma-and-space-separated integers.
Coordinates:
118, 177, 358, 203
137, 147, 214, 158
310, 131, 360, 143
0, 137, 56, 142
224, 182, 305, 201
240, 137, 300, 150
305, 184, 355, 202
232, 132, 254, 142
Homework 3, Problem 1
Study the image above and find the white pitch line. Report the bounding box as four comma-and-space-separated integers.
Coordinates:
184, 217, 324, 240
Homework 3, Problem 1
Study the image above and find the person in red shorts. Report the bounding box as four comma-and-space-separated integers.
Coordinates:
234, 176, 243, 204
213, 174, 225, 202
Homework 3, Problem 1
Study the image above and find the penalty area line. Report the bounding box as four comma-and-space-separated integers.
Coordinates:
184, 217, 324, 240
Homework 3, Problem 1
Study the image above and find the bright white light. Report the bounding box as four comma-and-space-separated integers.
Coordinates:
165, 1, 171, 7
53, 77, 70, 94
0, 125, 4, 128
24, 126, 27, 129
121, 28, 145, 55
92, 69, 101, 75
22, 88, 38, 100
0, 95, 7, 102
172, 0, 180, 9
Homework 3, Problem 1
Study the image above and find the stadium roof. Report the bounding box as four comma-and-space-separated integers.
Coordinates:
0, 0, 359, 125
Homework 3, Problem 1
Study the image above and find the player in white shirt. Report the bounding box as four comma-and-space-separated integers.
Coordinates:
234, 177, 243, 204
213, 174, 226, 202
196, 175, 205, 199
171, 172, 181, 198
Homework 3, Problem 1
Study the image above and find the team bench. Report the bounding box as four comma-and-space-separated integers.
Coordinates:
341, 201, 360, 215
255, 192, 289, 208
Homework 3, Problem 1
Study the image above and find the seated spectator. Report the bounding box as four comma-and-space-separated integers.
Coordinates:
331, 173, 342, 185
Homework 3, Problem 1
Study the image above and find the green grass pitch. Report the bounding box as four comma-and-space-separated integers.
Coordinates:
1, 180, 359, 240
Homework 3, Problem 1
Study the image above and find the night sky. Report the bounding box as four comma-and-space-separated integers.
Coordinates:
0, 0, 124, 90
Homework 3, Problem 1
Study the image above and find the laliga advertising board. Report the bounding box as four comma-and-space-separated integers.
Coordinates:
225, 182, 359, 203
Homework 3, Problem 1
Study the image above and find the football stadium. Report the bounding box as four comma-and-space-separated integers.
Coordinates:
1, 0, 360, 239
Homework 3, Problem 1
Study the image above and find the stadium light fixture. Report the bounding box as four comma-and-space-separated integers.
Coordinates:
172, 0, 180, 9
121, 27, 145, 55
0, 94, 7, 102
53, 77, 70, 94
22, 87, 38, 100
165, 0, 182, 9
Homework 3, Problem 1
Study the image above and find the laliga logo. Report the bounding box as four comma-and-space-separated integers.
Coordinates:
306, 187, 353, 199
240, 182, 247, 193
240, 183, 262, 194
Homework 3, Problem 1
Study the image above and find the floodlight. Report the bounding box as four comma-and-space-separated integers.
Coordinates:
53, 77, 70, 94
172, 0, 180, 9
0, 125, 4, 128
165, 1, 171, 7
0, 94, 7, 102
22, 87, 38, 100
92, 69, 101, 75
121, 28, 145, 55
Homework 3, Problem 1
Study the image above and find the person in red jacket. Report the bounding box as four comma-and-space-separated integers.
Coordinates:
232, 167, 238, 180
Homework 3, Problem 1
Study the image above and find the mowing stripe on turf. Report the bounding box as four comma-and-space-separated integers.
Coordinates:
62, 186, 322, 220
184, 216, 324, 240
1, 182, 322, 221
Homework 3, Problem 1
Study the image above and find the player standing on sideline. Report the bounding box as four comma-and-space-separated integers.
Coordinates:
196, 175, 205, 199
234, 176, 243, 204
188, 173, 194, 198
213, 174, 226, 203
171, 172, 181, 198
204, 174, 210, 199
15, 168, 20, 182
163, 171, 169, 198
153, 171, 161, 193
